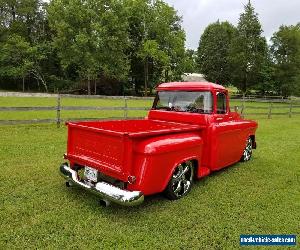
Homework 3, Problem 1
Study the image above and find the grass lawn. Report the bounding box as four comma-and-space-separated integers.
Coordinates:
0, 98, 299, 249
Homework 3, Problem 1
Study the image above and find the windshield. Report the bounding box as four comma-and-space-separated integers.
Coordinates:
153, 91, 213, 114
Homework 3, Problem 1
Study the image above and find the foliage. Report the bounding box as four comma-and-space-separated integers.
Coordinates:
271, 24, 300, 96
0, 0, 187, 95
196, 21, 236, 86
252, 49, 276, 95
229, 1, 268, 93
0, 34, 32, 79
48, 0, 129, 95
0, 34, 48, 91
0, 0, 300, 96
182, 49, 197, 73
0, 0, 49, 90
125, 0, 186, 95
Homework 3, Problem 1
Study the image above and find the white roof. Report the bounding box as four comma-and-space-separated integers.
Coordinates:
182, 73, 208, 82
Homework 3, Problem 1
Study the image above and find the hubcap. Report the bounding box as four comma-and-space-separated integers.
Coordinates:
171, 161, 193, 197
243, 138, 252, 161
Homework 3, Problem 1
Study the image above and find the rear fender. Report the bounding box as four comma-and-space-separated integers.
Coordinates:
130, 132, 203, 195
134, 132, 203, 155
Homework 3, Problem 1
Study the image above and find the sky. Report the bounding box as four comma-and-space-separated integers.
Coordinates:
164, 0, 300, 49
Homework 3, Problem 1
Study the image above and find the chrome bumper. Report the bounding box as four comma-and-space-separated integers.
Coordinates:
59, 163, 144, 206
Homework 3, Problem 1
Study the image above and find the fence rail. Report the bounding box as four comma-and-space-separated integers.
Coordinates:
0, 94, 151, 126
0, 106, 149, 111
1, 94, 300, 126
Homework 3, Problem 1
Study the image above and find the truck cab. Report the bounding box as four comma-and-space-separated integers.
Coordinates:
60, 82, 257, 206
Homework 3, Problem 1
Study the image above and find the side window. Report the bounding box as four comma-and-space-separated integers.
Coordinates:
216, 92, 227, 114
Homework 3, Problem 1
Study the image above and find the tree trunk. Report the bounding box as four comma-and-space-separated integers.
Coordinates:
11, 6, 16, 22
94, 79, 97, 95
87, 76, 91, 95
134, 79, 138, 95
144, 58, 149, 97
37, 78, 40, 91
26, 14, 31, 41
242, 72, 247, 94
165, 69, 169, 82
22, 77, 25, 92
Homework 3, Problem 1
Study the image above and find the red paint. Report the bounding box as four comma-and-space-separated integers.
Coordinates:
65, 82, 258, 196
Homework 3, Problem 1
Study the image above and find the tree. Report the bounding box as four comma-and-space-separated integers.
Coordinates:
138, 39, 169, 95
0, 35, 31, 91
252, 49, 276, 95
0, 0, 52, 91
125, 0, 186, 96
229, 1, 268, 93
197, 20, 236, 85
0, 34, 49, 91
48, 0, 129, 95
182, 49, 197, 73
0, 0, 187, 94
271, 24, 300, 96
0, 0, 47, 42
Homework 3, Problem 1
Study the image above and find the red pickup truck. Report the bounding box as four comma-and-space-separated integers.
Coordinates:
60, 82, 257, 206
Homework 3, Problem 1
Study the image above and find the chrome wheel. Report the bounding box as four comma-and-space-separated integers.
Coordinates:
165, 161, 194, 200
241, 137, 252, 162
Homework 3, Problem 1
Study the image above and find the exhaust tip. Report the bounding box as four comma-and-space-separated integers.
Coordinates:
66, 181, 73, 187
99, 199, 111, 207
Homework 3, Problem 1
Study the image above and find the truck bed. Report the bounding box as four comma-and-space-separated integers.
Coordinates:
67, 119, 201, 138
66, 119, 202, 182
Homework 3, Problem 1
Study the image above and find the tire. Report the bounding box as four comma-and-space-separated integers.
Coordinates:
164, 161, 194, 200
240, 137, 253, 162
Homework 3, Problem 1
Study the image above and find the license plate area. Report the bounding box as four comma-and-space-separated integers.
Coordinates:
84, 166, 98, 182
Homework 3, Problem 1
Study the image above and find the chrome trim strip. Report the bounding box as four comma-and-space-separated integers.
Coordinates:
59, 163, 144, 206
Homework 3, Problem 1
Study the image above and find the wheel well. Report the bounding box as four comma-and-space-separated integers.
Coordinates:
163, 158, 199, 192
190, 159, 199, 180
250, 135, 256, 149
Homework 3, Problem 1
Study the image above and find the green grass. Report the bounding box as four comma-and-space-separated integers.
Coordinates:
0, 98, 300, 249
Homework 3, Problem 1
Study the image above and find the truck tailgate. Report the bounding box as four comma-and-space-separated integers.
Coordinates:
67, 126, 132, 181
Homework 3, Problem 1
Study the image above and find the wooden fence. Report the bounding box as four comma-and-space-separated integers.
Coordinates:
0, 94, 150, 127
0, 94, 300, 126
237, 102, 300, 118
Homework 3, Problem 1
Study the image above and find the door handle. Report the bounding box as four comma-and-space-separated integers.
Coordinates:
216, 117, 223, 121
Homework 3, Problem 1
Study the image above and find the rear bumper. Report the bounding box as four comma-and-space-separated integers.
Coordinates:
59, 163, 144, 206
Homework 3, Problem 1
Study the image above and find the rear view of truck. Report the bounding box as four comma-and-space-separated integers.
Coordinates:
60, 119, 201, 206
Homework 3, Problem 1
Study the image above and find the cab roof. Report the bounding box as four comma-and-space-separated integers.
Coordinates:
156, 82, 226, 91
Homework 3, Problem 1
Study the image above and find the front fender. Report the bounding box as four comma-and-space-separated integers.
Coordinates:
129, 132, 203, 195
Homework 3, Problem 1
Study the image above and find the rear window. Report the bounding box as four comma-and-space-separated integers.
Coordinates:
153, 91, 213, 114
216, 92, 227, 114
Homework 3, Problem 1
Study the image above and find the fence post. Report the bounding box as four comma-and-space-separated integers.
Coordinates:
57, 94, 61, 128
268, 102, 272, 119
124, 97, 128, 119
242, 93, 245, 107
289, 101, 292, 118
240, 104, 244, 118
